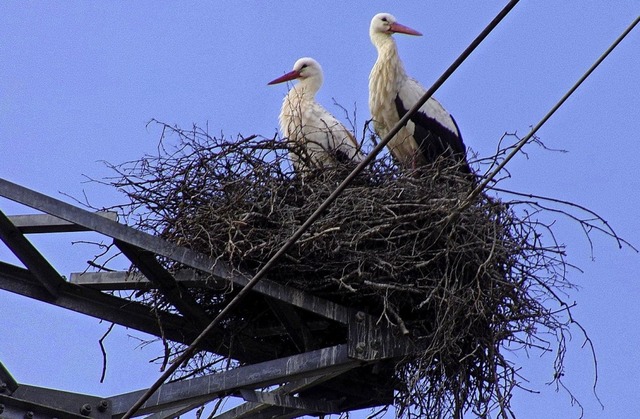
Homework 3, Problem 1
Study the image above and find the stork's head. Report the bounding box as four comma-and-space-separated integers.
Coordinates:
369, 13, 422, 40
268, 57, 324, 89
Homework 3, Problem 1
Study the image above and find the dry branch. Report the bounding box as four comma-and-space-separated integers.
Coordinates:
93, 121, 620, 418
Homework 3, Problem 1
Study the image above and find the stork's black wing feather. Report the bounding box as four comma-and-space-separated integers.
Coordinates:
395, 95, 471, 174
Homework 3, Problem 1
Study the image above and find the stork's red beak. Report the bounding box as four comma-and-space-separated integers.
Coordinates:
389, 22, 422, 36
268, 69, 301, 85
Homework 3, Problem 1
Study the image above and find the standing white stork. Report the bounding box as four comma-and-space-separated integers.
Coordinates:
369, 13, 471, 174
268, 57, 364, 173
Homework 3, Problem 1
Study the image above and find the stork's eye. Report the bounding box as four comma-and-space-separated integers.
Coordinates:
381, 17, 388, 22
301, 64, 308, 69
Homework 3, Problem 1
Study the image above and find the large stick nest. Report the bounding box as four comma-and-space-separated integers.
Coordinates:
101, 121, 603, 417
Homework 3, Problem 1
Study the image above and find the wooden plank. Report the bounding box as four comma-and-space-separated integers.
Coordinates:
143, 402, 203, 419
7, 212, 118, 234
70, 271, 149, 290
232, 272, 350, 324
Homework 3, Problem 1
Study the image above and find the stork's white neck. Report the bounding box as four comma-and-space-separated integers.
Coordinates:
369, 33, 408, 138
370, 33, 407, 88
291, 74, 322, 101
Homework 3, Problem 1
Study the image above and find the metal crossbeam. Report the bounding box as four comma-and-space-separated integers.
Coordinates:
6, 384, 111, 419
115, 240, 212, 325
0, 394, 89, 419
0, 178, 351, 324
0, 210, 66, 297
109, 345, 362, 417
239, 389, 338, 414
0, 179, 412, 417
212, 373, 345, 419
69, 269, 225, 290
265, 298, 316, 352
8, 212, 118, 234
0, 364, 111, 419
113, 241, 275, 362
0, 361, 18, 393
0, 261, 274, 360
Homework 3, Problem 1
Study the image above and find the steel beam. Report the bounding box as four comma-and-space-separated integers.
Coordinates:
143, 402, 203, 419
0, 178, 215, 273
0, 261, 275, 360
7, 212, 118, 234
0, 178, 350, 324
115, 240, 212, 326
0, 361, 18, 393
109, 345, 362, 417
239, 389, 338, 413
0, 210, 65, 297
0, 393, 89, 419
69, 270, 225, 291
211, 372, 349, 419
348, 311, 421, 361
265, 298, 316, 353
7, 384, 111, 419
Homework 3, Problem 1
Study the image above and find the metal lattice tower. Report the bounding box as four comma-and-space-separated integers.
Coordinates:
0, 178, 417, 418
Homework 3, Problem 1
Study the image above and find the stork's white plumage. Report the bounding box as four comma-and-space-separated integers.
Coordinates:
369, 13, 470, 174
269, 57, 364, 173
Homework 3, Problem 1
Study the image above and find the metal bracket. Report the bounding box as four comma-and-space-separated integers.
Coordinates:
0, 382, 111, 419
239, 389, 339, 414
348, 311, 421, 361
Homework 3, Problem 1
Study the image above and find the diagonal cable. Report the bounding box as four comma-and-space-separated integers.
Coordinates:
450, 14, 640, 223
121, 2, 521, 417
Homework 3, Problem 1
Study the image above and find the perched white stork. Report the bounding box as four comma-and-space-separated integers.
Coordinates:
369, 13, 471, 174
268, 57, 364, 173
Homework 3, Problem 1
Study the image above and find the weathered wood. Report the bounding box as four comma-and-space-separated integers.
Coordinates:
0, 209, 65, 297
7, 212, 118, 234
109, 345, 361, 417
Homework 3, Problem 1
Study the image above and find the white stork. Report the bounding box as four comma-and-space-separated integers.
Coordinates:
268, 57, 364, 173
369, 13, 471, 174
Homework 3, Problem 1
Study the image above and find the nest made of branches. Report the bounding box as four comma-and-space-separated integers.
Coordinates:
98, 121, 606, 418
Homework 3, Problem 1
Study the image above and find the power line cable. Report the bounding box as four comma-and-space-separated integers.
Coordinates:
452, 14, 640, 221
121, 2, 521, 417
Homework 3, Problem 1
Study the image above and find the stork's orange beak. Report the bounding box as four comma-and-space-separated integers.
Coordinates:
389, 22, 422, 36
268, 69, 300, 85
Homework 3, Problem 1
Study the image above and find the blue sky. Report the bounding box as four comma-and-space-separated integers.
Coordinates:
1, 2, 638, 418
